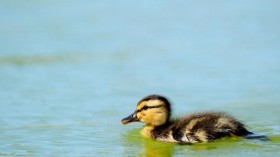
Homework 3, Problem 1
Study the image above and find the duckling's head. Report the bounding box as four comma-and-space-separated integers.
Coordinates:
121, 95, 171, 127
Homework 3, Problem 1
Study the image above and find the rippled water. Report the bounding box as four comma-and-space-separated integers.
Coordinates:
0, 1, 280, 156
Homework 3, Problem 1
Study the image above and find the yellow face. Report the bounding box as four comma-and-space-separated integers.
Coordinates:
121, 99, 169, 127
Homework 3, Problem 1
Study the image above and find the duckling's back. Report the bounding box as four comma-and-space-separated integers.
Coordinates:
152, 112, 252, 144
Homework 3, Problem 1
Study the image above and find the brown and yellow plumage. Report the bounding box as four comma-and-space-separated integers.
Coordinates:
121, 95, 256, 144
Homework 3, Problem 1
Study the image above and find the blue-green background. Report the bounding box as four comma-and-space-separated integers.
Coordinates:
0, 0, 280, 156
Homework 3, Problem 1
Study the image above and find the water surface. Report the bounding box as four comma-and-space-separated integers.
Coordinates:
0, 0, 280, 156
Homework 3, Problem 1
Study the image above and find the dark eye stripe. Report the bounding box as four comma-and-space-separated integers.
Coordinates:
137, 105, 163, 112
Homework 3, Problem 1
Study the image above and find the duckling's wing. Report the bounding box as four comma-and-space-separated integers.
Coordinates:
173, 112, 252, 143
170, 117, 212, 143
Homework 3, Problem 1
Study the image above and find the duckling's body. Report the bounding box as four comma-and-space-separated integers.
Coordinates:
121, 95, 253, 144
144, 112, 251, 144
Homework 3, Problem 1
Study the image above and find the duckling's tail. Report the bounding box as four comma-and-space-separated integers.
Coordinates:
232, 127, 269, 141
244, 132, 269, 141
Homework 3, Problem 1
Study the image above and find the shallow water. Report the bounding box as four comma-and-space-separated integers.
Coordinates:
1, 0, 280, 156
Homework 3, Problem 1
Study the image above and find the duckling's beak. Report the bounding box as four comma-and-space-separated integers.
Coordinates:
121, 111, 139, 124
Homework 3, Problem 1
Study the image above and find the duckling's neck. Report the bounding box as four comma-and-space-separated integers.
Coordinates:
141, 121, 173, 139
141, 125, 156, 138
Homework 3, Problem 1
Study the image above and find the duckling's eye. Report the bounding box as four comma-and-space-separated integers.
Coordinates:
142, 105, 149, 110
138, 104, 163, 112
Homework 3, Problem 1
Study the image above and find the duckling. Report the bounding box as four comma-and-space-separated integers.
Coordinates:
121, 95, 255, 144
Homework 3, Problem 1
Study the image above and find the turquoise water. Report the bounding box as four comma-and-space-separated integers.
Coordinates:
1, 0, 280, 156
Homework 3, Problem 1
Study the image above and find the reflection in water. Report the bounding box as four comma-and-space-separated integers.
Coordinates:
122, 129, 174, 157
143, 140, 174, 157
122, 129, 143, 156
